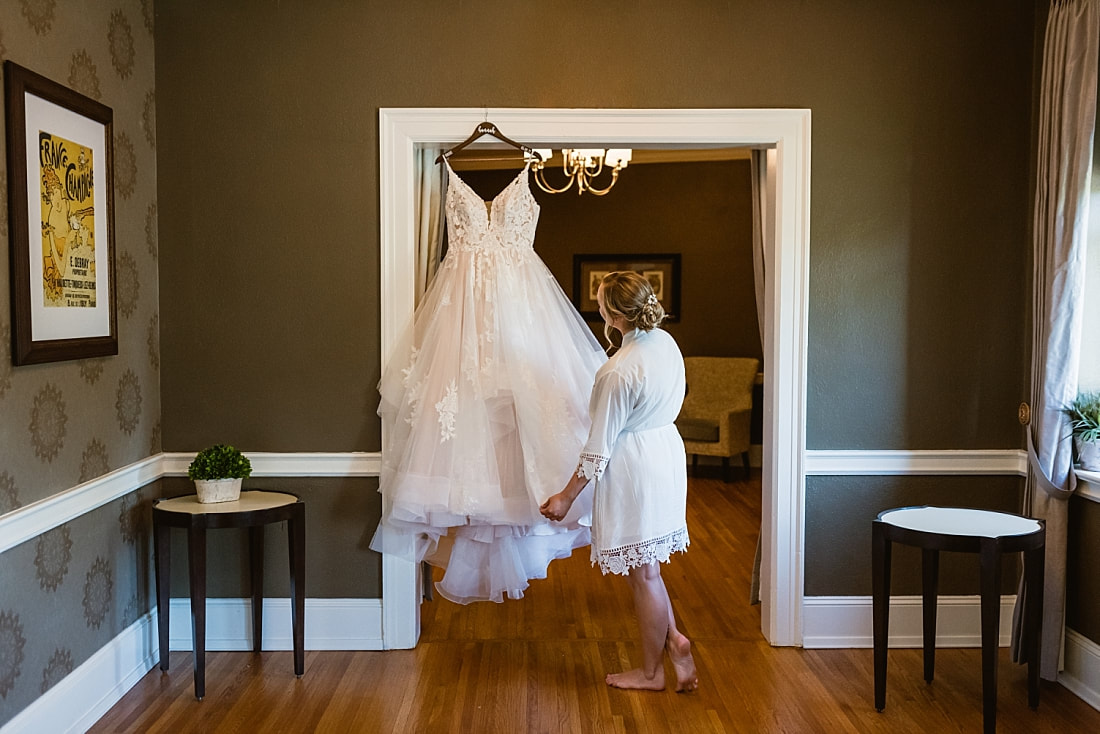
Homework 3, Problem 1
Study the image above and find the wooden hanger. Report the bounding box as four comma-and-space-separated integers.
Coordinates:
435, 121, 542, 164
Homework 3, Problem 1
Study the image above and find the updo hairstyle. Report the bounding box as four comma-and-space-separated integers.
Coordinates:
599, 270, 667, 345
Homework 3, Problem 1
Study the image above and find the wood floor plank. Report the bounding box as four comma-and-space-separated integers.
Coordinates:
88, 474, 1100, 733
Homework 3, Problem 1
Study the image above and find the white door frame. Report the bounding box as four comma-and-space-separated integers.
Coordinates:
378, 107, 811, 648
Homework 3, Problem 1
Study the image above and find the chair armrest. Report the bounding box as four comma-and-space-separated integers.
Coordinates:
719, 408, 753, 451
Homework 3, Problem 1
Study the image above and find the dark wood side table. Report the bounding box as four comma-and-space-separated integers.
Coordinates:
153, 490, 306, 700
872, 506, 1044, 734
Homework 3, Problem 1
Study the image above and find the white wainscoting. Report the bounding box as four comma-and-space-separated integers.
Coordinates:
0, 455, 163, 556
1076, 469, 1100, 503
166, 598, 383, 651
802, 595, 1019, 649
0, 452, 383, 556
1062, 628, 1100, 712
5, 447, 1095, 733
804, 449, 1027, 476
0, 612, 158, 734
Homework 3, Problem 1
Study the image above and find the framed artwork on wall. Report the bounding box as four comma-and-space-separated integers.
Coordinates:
4, 60, 117, 365
572, 253, 681, 322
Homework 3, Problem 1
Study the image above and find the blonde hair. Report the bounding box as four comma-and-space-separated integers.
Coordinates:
599, 270, 666, 346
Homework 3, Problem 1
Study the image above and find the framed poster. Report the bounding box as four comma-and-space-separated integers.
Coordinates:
572, 253, 681, 322
4, 60, 116, 365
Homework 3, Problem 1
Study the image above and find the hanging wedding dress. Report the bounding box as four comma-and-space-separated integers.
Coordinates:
371, 159, 606, 603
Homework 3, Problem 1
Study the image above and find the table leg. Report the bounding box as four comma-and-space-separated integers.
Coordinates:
288, 504, 306, 677
1025, 541, 1045, 709
250, 525, 264, 653
922, 548, 939, 683
979, 538, 1001, 734
872, 521, 891, 712
187, 524, 207, 700
154, 515, 170, 672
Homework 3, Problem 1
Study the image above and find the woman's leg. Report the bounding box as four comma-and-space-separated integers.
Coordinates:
663, 590, 698, 692
606, 562, 668, 690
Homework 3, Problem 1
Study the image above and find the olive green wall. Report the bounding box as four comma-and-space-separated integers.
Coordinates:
158, 476, 381, 598
460, 159, 761, 360
153, 0, 1042, 623
1067, 496, 1100, 643
155, 0, 1033, 453
805, 476, 1025, 596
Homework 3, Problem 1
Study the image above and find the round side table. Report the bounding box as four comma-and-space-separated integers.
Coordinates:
153, 490, 306, 700
871, 506, 1044, 734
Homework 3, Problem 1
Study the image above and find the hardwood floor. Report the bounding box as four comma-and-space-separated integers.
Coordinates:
91, 474, 1100, 733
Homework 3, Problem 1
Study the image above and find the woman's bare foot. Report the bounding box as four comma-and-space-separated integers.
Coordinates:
666, 632, 698, 692
605, 667, 665, 691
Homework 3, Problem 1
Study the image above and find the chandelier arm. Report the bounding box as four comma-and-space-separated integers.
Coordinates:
533, 166, 576, 194
583, 168, 621, 196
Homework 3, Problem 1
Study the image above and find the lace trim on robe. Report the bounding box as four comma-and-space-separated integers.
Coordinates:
576, 452, 609, 480
592, 526, 690, 576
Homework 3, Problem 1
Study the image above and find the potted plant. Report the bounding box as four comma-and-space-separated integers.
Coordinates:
188, 444, 252, 503
1067, 391, 1100, 471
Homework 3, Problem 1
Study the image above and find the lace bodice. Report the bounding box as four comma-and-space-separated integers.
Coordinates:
445, 161, 539, 255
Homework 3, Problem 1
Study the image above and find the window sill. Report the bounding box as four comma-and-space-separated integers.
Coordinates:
1076, 468, 1100, 503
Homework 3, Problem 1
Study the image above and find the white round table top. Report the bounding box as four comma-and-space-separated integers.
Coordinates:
879, 506, 1041, 538
157, 490, 298, 515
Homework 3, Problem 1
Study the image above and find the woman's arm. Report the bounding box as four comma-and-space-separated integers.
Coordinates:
539, 472, 590, 522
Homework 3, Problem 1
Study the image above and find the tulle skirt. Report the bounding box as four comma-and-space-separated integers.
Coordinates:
371, 244, 606, 603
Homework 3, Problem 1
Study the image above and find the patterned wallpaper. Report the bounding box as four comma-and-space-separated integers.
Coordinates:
0, 0, 159, 726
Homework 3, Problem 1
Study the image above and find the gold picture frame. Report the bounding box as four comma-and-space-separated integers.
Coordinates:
572, 253, 681, 322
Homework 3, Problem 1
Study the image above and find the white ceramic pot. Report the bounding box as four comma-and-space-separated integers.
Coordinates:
194, 478, 243, 504
1076, 438, 1100, 472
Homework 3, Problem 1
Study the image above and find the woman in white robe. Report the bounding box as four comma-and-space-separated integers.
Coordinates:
540, 271, 698, 692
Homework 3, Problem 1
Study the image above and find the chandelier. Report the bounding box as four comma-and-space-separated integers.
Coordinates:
529, 148, 633, 196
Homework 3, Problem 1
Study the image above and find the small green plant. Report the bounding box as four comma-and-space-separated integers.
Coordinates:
1067, 392, 1100, 443
187, 444, 252, 480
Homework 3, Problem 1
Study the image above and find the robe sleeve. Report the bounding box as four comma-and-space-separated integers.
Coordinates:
576, 368, 636, 481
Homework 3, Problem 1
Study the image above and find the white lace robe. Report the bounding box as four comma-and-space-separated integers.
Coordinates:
577, 327, 690, 574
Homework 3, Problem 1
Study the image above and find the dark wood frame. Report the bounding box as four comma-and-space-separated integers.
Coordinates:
572, 253, 681, 322
4, 60, 117, 365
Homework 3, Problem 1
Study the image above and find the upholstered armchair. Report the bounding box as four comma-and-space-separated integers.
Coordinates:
675, 357, 760, 481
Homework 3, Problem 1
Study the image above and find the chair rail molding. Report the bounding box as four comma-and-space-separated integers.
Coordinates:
805, 449, 1027, 476
0, 451, 382, 556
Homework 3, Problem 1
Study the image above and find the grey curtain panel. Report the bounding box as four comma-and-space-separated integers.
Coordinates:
415, 148, 447, 306
748, 149, 773, 606
1011, 0, 1098, 681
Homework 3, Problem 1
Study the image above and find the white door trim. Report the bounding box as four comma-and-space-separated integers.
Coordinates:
378, 107, 812, 647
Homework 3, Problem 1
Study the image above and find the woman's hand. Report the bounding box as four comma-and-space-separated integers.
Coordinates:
539, 492, 574, 522
541, 472, 590, 522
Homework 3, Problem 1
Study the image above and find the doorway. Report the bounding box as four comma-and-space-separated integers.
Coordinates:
378, 107, 811, 649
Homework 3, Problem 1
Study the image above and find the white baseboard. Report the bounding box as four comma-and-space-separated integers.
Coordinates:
0, 612, 158, 734
803, 595, 1019, 649
1060, 628, 1100, 712
167, 597, 383, 651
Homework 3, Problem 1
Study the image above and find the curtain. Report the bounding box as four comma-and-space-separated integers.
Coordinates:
414, 148, 447, 307
1011, 0, 1098, 681
748, 149, 775, 605
413, 148, 447, 600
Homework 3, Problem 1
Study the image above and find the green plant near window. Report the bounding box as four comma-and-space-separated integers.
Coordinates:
187, 444, 253, 480
1066, 392, 1100, 443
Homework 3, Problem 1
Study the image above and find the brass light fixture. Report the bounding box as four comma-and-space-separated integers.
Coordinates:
530, 148, 632, 195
